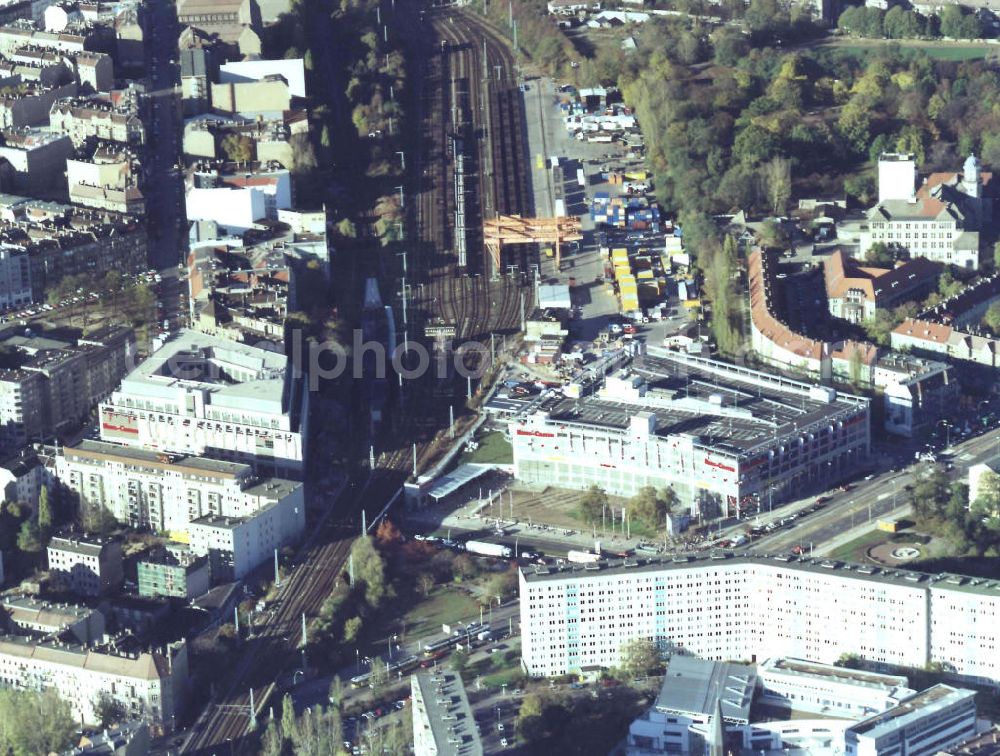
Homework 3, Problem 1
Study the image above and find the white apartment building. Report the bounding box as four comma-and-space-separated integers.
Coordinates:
187, 482, 303, 580
518, 554, 1000, 686
846, 685, 977, 756
98, 330, 308, 478
47, 534, 123, 597
411, 670, 483, 756
56, 439, 302, 536
511, 353, 870, 518
757, 658, 915, 719
0, 637, 187, 734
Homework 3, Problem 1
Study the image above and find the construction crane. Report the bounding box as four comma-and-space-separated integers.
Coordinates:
483, 214, 583, 271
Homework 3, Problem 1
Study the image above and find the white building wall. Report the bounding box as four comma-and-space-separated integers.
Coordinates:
188, 487, 304, 579
185, 187, 266, 232
520, 560, 1000, 685
878, 155, 916, 203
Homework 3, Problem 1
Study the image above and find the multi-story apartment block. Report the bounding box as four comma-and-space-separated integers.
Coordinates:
0, 327, 136, 450
50, 94, 143, 147
518, 554, 1000, 686
1, 594, 105, 644
46, 533, 123, 597
511, 352, 870, 518
0, 449, 48, 509
176, 0, 262, 57
0, 127, 73, 192
0, 245, 32, 309
98, 330, 308, 478
0, 24, 93, 57
411, 669, 483, 756
67, 142, 145, 215
137, 544, 210, 600
56, 439, 303, 535
0, 81, 77, 129
187, 483, 304, 580
185, 163, 292, 233
187, 231, 330, 340
860, 154, 994, 270
0, 636, 187, 734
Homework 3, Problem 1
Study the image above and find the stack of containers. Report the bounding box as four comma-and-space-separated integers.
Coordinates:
627, 206, 661, 233
634, 255, 661, 303
619, 274, 639, 312
592, 193, 626, 228
591, 192, 611, 225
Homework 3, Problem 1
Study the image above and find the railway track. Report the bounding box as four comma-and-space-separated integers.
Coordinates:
184, 8, 531, 752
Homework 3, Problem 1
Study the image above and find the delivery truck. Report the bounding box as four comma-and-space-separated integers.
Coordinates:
464, 541, 513, 559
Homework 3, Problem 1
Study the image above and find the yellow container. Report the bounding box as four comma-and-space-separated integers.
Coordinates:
637, 270, 654, 280
621, 296, 640, 311
624, 169, 649, 181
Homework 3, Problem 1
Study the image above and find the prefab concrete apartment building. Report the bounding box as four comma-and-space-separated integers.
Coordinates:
511, 353, 870, 518
519, 553, 1000, 687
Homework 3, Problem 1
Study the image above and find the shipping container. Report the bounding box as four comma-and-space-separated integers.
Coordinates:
554, 199, 566, 217
577, 168, 586, 188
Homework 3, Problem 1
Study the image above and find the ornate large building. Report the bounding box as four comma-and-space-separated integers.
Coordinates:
860, 153, 995, 271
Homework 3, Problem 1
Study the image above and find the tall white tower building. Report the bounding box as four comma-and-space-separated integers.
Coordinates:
878, 153, 917, 203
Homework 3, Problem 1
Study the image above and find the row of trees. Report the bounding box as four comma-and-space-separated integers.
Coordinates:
577, 484, 679, 534
838, 5, 983, 41
309, 534, 391, 669
515, 674, 650, 752
909, 464, 1000, 556
260, 693, 349, 756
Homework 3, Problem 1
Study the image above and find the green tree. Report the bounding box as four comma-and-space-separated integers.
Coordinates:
0, 688, 75, 756
864, 242, 894, 267
985, 303, 1000, 335
910, 463, 952, 521
844, 174, 876, 205
349, 536, 387, 607
93, 691, 126, 728
849, 347, 863, 388
16, 519, 39, 553
761, 157, 792, 216
260, 717, 283, 756
335, 218, 357, 238
37, 484, 51, 536
221, 134, 254, 163
485, 566, 519, 601
517, 692, 545, 741
710, 27, 749, 66
627, 486, 677, 531
450, 647, 469, 674
281, 693, 299, 748
835, 652, 864, 669
452, 553, 477, 581
619, 637, 662, 679
342, 616, 363, 644
577, 485, 608, 527
939, 269, 964, 299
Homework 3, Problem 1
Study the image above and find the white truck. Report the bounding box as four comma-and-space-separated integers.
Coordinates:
567, 550, 601, 564
464, 541, 513, 559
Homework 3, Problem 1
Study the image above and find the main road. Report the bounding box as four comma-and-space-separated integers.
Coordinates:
752, 429, 1000, 555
